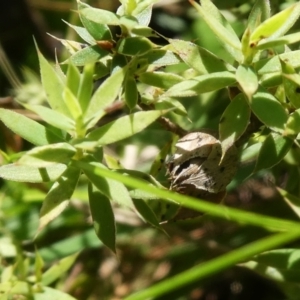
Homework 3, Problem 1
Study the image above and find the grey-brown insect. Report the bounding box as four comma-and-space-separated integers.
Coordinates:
166, 131, 238, 200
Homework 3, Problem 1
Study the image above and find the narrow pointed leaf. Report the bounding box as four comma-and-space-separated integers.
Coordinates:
39, 166, 80, 230
236, 65, 258, 99
78, 0, 120, 25
68, 45, 109, 66
219, 94, 250, 154
36, 44, 70, 117
254, 133, 293, 172
281, 59, 300, 109
285, 109, 300, 136
63, 87, 82, 121
139, 71, 183, 89
250, 89, 288, 131
42, 252, 79, 285
78, 63, 94, 113
255, 50, 300, 74
88, 185, 116, 253
0, 164, 67, 182
142, 49, 181, 66
247, 0, 270, 32
278, 188, 300, 219
163, 71, 236, 97
0, 108, 63, 145
257, 32, 300, 50
117, 36, 153, 56
250, 3, 300, 44
85, 66, 126, 129
18, 143, 76, 167
63, 20, 95, 45
190, 0, 242, 62
78, 2, 112, 41
87, 110, 162, 145
66, 62, 80, 97
23, 104, 75, 132
168, 39, 233, 74
84, 162, 134, 209
132, 198, 163, 231
124, 76, 138, 110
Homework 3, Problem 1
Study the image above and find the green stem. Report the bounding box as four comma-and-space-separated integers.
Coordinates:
124, 230, 300, 300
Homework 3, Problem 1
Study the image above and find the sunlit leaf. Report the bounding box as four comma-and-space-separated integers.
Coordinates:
24, 104, 75, 132
163, 71, 236, 97
38, 166, 80, 231
0, 164, 67, 183
42, 252, 79, 285
250, 3, 300, 44
139, 71, 183, 89
0, 109, 63, 145
124, 76, 138, 110
285, 109, 300, 136
236, 65, 258, 99
78, 0, 120, 25
18, 143, 76, 167
88, 185, 116, 253
84, 161, 134, 209
84, 66, 126, 129
219, 94, 250, 155
278, 188, 300, 219
35, 43, 71, 117
87, 110, 163, 145
250, 88, 288, 131
62, 20, 95, 45
168, 39, 233, 74
247, 0, 270, 32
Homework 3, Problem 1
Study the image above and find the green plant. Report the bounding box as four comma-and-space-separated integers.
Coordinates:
2, 0, 300, 299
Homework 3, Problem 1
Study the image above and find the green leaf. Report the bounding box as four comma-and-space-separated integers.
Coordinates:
23, 104, 75, 132
154, 98, 187, 116
278, 188, 300, 219
243, 249, 300, 283
84, 162, 134, 209
132, 198, 162, 231
219, 94, 250, 154
77, 63, 94, 113
285, 109, 300, 136
250, 3, 300, 45
78, 0, 120, 25
66, 62, 80, 97
84, 66, 126, 129
34, 287, 77, 300
87, 110, 162, 145
139, 71, 183, 89
134, 4, 152, 25
142, 49, 181, 66
42, 252, 79, 285
36, 43, 70, 117
163, 71, 236, 97
88, 185, 116, 253
190, 0, 242, 62
254, 133, 293, 172
236, 65, 258, 99
0, 108, 63, 145
67, 45, 109, 66
247, 0, 270, 33
63, 87, 82, 121
18, 143, 76, 167
62, 20, 95, 45
250, 89, 288, 131
281, 59, 300, 109
78, 2, 112, 41
124, 76, 138, 110
168, 39, 234, 74
132, 0, 160, 16
0, 164, 67, 183
256, 32, 300, 50
255, 50, 300, 74
117, 37, 153, 56
38, 166, 80, 230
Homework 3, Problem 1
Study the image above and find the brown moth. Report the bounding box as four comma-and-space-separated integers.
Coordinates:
166, 131, 238, 201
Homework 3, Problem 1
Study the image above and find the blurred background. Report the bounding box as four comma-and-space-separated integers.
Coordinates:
1, 0, 300, 299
